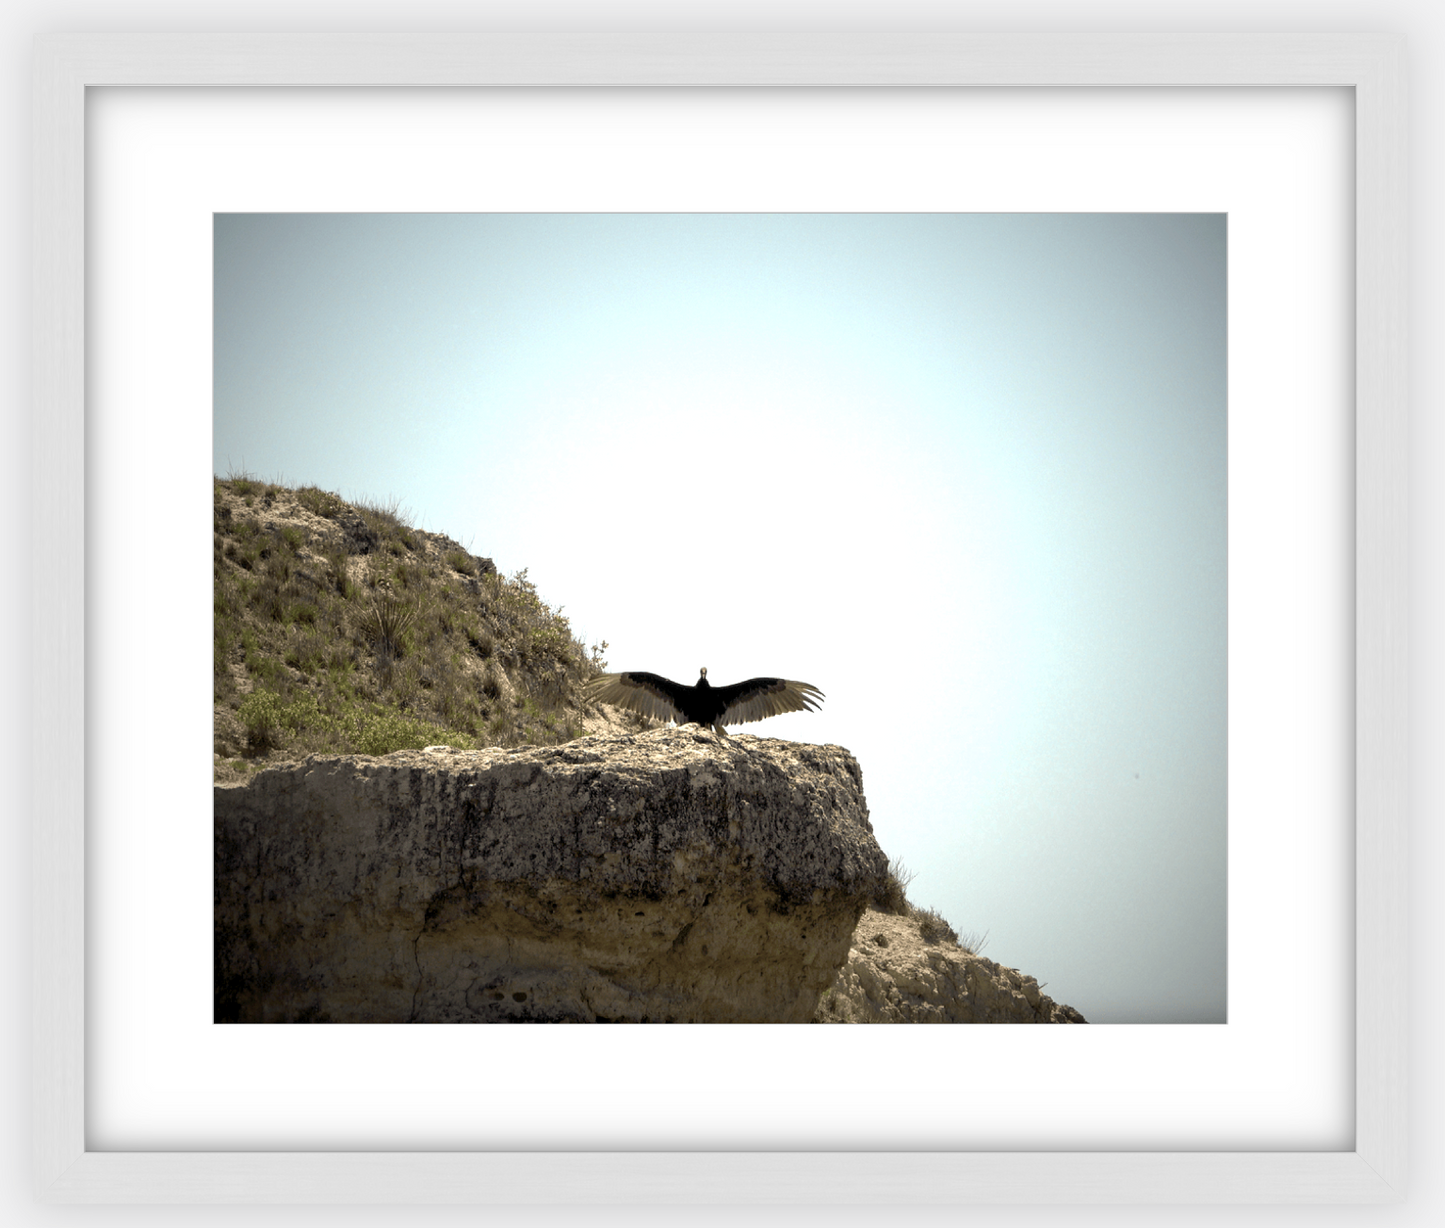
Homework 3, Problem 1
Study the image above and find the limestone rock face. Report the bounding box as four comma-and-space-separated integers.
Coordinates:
815, 910, 1087, 1023
215, 727, 889, 1023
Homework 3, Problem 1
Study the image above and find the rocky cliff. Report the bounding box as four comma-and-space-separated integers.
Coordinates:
815, 909, 1087, 1023
215, 727, 890, 1023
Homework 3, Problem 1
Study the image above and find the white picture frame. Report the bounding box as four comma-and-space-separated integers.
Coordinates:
31, 33, 1408, 1204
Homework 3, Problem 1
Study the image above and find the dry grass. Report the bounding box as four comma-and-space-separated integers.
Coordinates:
866, 855, 969, 950
213, 476, 608, 771
872, 857, 916, 915
910, 904, 961, 947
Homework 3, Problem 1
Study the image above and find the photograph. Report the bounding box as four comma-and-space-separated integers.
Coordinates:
211, 211, 1226, 1027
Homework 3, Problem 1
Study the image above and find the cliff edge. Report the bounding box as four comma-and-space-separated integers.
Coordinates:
215, 726, 889, 1023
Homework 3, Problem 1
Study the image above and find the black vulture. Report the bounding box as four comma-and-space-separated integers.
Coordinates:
587, 667, 823, 737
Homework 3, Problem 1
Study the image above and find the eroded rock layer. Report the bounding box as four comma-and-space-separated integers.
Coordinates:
215, 727, 889, 1023
815, 910, 1087, 1023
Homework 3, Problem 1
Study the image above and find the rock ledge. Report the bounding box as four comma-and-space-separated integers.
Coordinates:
215, 727, 889, 1023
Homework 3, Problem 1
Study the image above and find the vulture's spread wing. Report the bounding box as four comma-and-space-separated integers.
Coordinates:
587, 672, 690, 724
711, 678, 825, 727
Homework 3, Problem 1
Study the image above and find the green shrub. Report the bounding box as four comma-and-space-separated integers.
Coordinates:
322, 544, 355, 599
333, 707, 476, 756
296, 486, 345, 518
392, 561, 424, 591
238, 690, 285, 753
445, 550, 478, 576
243, 642, 284, 686
265, 551, 293, 585
357, 711, 426, 755
284, 630, 326, 673
259, 588, 287, 624
286, 601, 319, 627
527, 624, 568, 664
279, 692, 327, 734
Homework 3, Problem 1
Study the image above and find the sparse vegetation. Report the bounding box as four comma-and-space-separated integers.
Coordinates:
865, 854, 970, 951
213, 476, 605, 773
296, 485, 345, 519
911, 905, 961, 947
445, 549, 478, 577
873, 856, 916, 916
355, 494, 415, 546
955, 929, 990, 956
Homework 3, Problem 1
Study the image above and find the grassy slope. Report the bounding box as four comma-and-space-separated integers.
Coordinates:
212, 476, 639, 779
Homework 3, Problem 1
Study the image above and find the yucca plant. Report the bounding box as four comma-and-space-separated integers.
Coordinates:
365, 585, 418, 659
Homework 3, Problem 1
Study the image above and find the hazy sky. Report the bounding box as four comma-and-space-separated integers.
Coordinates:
214, 212, 1226, 1024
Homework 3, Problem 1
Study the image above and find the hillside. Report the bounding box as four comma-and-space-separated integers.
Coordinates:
212, 477, 637, 781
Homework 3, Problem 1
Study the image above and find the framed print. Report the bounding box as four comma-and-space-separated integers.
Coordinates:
32, 33, 1407, 1203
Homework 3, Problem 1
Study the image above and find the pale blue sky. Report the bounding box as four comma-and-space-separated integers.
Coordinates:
214, 212, 1226, 1024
